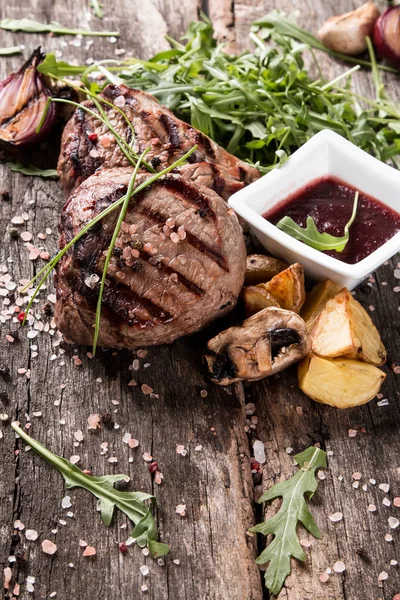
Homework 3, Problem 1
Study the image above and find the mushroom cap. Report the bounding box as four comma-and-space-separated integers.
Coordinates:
204, 307, 311, 385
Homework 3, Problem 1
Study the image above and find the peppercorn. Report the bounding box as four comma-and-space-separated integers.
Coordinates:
114, 479, 128, 491
150, 156, 161, 168
101, 412, 113, 428
113, 247, 123, 257
116, 258, 125, 269
0, 190, 11, 201
131, 260, 142, 272
0, 365, 10, 379
8, 227, 19, 239
118, 542, 128, 554
42, 302, 53, 316
148, 461, 159, 475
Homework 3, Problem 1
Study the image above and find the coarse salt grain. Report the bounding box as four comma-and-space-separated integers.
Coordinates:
383, 497, 391, 507
61, 496, 72, 509
74, 430, 84, 442
142, 452, 152, 462
176, 504, 186, 517
14, 519, 25, 530
319, 571, 329, 583
128, 438, 139, 449
88, 413, 101, 429
368, 504, 377, 512
389, 517, 399, 529
70, 455, 80, 464
352, 472, 362, 480
333, 561, 346, 573
140, 565, 149, 577
385, 533, 393, 542
42, 539, 57, 555
348, 429, 357, 438
378, 571, 388, 581
25, 529, 38, 541
141, 384, 153, 395
79, 539, 88, 547
176, 444, 185, 455
379, 483, 390, 493
329, 512, 343, 523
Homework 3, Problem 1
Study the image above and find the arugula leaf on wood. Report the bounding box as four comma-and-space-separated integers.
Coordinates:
249, 446, 327, 596
12, 423, 169, 558
0, 18, 118, 37
276, 191, 359, 252
6, 162, 59, 179
0, 46, 22, 56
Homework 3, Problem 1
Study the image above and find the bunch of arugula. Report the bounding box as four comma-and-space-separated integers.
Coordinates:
38, 12, 400, 172
12, 423, 169, 557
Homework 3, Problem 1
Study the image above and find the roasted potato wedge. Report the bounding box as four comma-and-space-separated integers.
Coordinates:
311, 288, 386, 366
241, 285, 280, 317
245, 254, 289, 285
300, 280, 341, 332
298, 354, 386, 408
261, 263, 306, 313
204, 307, 310, 385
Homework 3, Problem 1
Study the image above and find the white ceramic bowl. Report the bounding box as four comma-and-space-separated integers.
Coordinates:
229, 130, 400, 290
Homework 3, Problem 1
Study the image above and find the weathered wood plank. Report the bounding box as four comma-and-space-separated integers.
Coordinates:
0, 1, 262, 599
219, 1, 400, 598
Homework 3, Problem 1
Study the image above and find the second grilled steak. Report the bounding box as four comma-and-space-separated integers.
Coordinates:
55, 168, 246, 348
57, 85, 260, 198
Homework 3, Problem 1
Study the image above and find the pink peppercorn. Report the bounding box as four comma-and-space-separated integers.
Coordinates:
148, 461, 159, 475
119, 542, 128, 554
17, 312, 25, 323
88, 132, 98, 142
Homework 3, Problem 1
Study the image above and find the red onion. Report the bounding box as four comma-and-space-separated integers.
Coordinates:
0, 48, 55, 145
373, 6, 400, 68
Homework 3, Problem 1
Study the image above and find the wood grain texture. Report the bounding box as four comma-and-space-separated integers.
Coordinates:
0, 2, 261, 600
1, 1, 400, 599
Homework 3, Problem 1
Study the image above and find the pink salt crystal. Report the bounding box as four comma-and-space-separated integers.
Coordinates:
28, 248, 40, 261
393, 497, 400, 507
352, 472, 362, 480
137, 349, 147, 358
131, 248, 140, 258
3, 566, 12, 589
175, 504, 186, 517
42, 539, 57, 555
129, 224, 137, 235
329, 512, 343, 523
20, 232, 32, 241
5, 335, 15, 343
128, 379, 137, 387
128, 438, 139, 449
319, 571, 329, 583
170, 232, 180, 243
100, 134, 114, 148
333, 561, 346, 573
82, 545, 96, 557
378, 571, 388, 581
113, 95, 126, 107
40, 251, 50, 261
74, 358, 82, 366
176, 445, 185, 455
141, 384, 153, 395
87, 413, 101, 429
142, 452, 152, 462
348, 429, 357, 438
154, 471, 163, 485
143, 243, 157, 255
177, 226, 186, 240
166, 218, 175, 228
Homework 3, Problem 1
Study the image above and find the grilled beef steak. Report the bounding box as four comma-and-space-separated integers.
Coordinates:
55, 168, 246, 348
58, 85, 260, 198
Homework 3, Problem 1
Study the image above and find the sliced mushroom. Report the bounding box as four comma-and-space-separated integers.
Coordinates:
204, 307, 311, 385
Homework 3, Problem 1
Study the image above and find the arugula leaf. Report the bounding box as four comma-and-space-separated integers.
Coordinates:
12, 422, 169, 558
37, 53, 86, 77
90, 0, 104, 19
276, 191, 359, 252
6, 162, 59, 179
250, 446, 327, 595
0, 18, 118, 36
0, 45, 22, 56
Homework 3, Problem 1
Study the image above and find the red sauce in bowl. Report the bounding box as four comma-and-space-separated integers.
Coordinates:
264, 176, 400, 264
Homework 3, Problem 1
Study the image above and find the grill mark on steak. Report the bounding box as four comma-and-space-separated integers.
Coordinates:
72, 269, 173, 326
158, 176, 217, 221
136, 207, 229, 272
139, 250, 205, 296
158, 113, 181, 149
194, 130, 215, 160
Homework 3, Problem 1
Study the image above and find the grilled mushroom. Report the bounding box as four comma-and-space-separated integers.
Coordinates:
204, 307, 311, 385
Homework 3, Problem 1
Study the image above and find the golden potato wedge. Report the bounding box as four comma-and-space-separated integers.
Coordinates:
241, 286, 280, 317
301, 280, 341, 332
261, 263, 306, 313
298, 354, 386, 408
245, 254, 289, 285
311, 288, 386, 366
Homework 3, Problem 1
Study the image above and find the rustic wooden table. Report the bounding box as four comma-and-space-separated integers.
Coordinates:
0, 1, 399, 599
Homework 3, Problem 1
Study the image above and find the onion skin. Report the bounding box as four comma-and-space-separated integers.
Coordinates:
374, 7, 400, 68
0, 48, 56, 146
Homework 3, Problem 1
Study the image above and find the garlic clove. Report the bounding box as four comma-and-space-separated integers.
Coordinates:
317, 2, 380, 56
